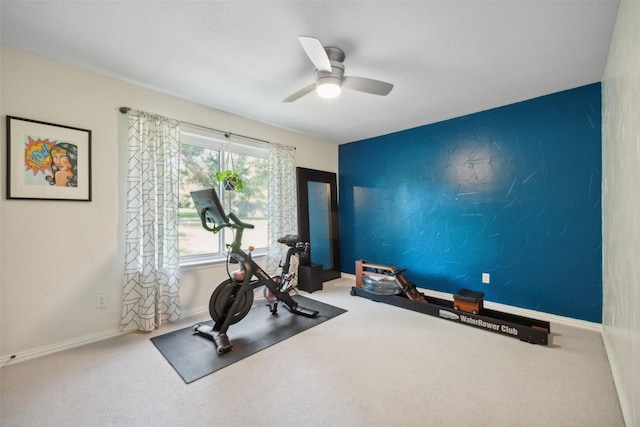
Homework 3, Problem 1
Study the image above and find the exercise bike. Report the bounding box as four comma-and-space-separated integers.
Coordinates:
190, 188, 319, 355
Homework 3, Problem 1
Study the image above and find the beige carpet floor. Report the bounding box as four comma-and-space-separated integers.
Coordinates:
0, 277, 625, 426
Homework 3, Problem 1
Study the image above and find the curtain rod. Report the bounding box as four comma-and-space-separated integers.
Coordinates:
119, 106, 273, 146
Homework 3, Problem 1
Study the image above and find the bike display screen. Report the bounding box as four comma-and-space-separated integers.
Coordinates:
190, 188, 228, 225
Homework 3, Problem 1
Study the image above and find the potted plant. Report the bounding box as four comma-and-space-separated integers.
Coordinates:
216, 169, 243, 191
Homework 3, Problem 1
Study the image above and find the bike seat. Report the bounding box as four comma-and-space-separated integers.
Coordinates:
278, 234, 299, 247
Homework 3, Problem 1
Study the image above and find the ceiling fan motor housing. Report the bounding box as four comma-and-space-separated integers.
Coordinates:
314, 46, 345, 88
325, 46, 345, 63
314, 66, 344, 87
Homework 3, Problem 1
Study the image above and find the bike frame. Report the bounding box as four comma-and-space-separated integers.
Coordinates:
196, 208, 316, 354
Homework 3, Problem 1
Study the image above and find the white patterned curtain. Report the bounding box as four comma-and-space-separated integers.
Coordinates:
267, 143, 297, 274
122, 111, 181, 332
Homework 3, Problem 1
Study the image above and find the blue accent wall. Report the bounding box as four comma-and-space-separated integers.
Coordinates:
339, 83, 602, 322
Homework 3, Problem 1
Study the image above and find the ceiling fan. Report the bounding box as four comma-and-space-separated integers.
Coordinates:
283, 36, 394, 102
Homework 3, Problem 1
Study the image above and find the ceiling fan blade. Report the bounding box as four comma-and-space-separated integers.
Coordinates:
298, 36, 332, 72
283, 83, 316, 102
343, 76, 394, 96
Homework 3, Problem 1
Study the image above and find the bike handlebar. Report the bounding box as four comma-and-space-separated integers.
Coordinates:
199, 208, 255, 250
228, 212, 255, 229
199, 208, 255, 232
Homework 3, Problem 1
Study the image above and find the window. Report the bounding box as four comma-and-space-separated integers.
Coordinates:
178, 126, 269, 263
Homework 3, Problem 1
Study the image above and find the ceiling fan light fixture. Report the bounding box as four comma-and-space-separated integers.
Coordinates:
283, 36, 393, 103
316, 77, 342, 99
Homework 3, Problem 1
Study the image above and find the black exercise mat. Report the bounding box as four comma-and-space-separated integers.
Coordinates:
151, 295, 347, 383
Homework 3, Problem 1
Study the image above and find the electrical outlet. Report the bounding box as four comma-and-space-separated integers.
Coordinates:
97, 294, 106, 308
482, 273, 490, 284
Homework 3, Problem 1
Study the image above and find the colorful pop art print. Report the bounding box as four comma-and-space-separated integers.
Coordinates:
6, 116, 92, 201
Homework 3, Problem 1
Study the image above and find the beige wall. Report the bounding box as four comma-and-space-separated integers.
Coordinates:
602, 2, 640, 426
0, 46, 338, 360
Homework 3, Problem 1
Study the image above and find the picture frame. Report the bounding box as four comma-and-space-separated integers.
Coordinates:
6, 116, 92, 201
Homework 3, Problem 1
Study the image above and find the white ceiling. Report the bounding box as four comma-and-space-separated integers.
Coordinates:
0, 1, 619, 144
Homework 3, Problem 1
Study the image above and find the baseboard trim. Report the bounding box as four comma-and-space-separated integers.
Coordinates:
341, 272, 601, 331
181, 305, 208, 318
601, 329, 633, 427
0, 305, 218, 367
1, 328, 124, 367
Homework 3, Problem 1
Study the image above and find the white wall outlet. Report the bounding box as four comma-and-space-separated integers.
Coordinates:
97, 294, 106, 308
482, 273, 491, 284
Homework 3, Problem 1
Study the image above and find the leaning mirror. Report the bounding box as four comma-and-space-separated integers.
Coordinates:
296, 167, 341, 281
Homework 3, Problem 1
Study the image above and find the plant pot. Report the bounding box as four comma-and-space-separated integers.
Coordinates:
223, 177, 238, 191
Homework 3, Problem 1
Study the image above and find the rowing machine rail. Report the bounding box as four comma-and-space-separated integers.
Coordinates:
353, 260, 550, 345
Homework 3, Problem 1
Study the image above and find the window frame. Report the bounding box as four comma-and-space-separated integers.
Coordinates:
179, 125, 269, 266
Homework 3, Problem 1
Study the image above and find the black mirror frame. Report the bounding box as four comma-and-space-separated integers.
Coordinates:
296, 167, 341, 282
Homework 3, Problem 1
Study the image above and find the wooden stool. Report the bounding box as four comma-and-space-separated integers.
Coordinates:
453, 288, 484, 314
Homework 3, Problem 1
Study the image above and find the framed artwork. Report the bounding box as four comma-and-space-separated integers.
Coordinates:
6, 116, 92, 201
